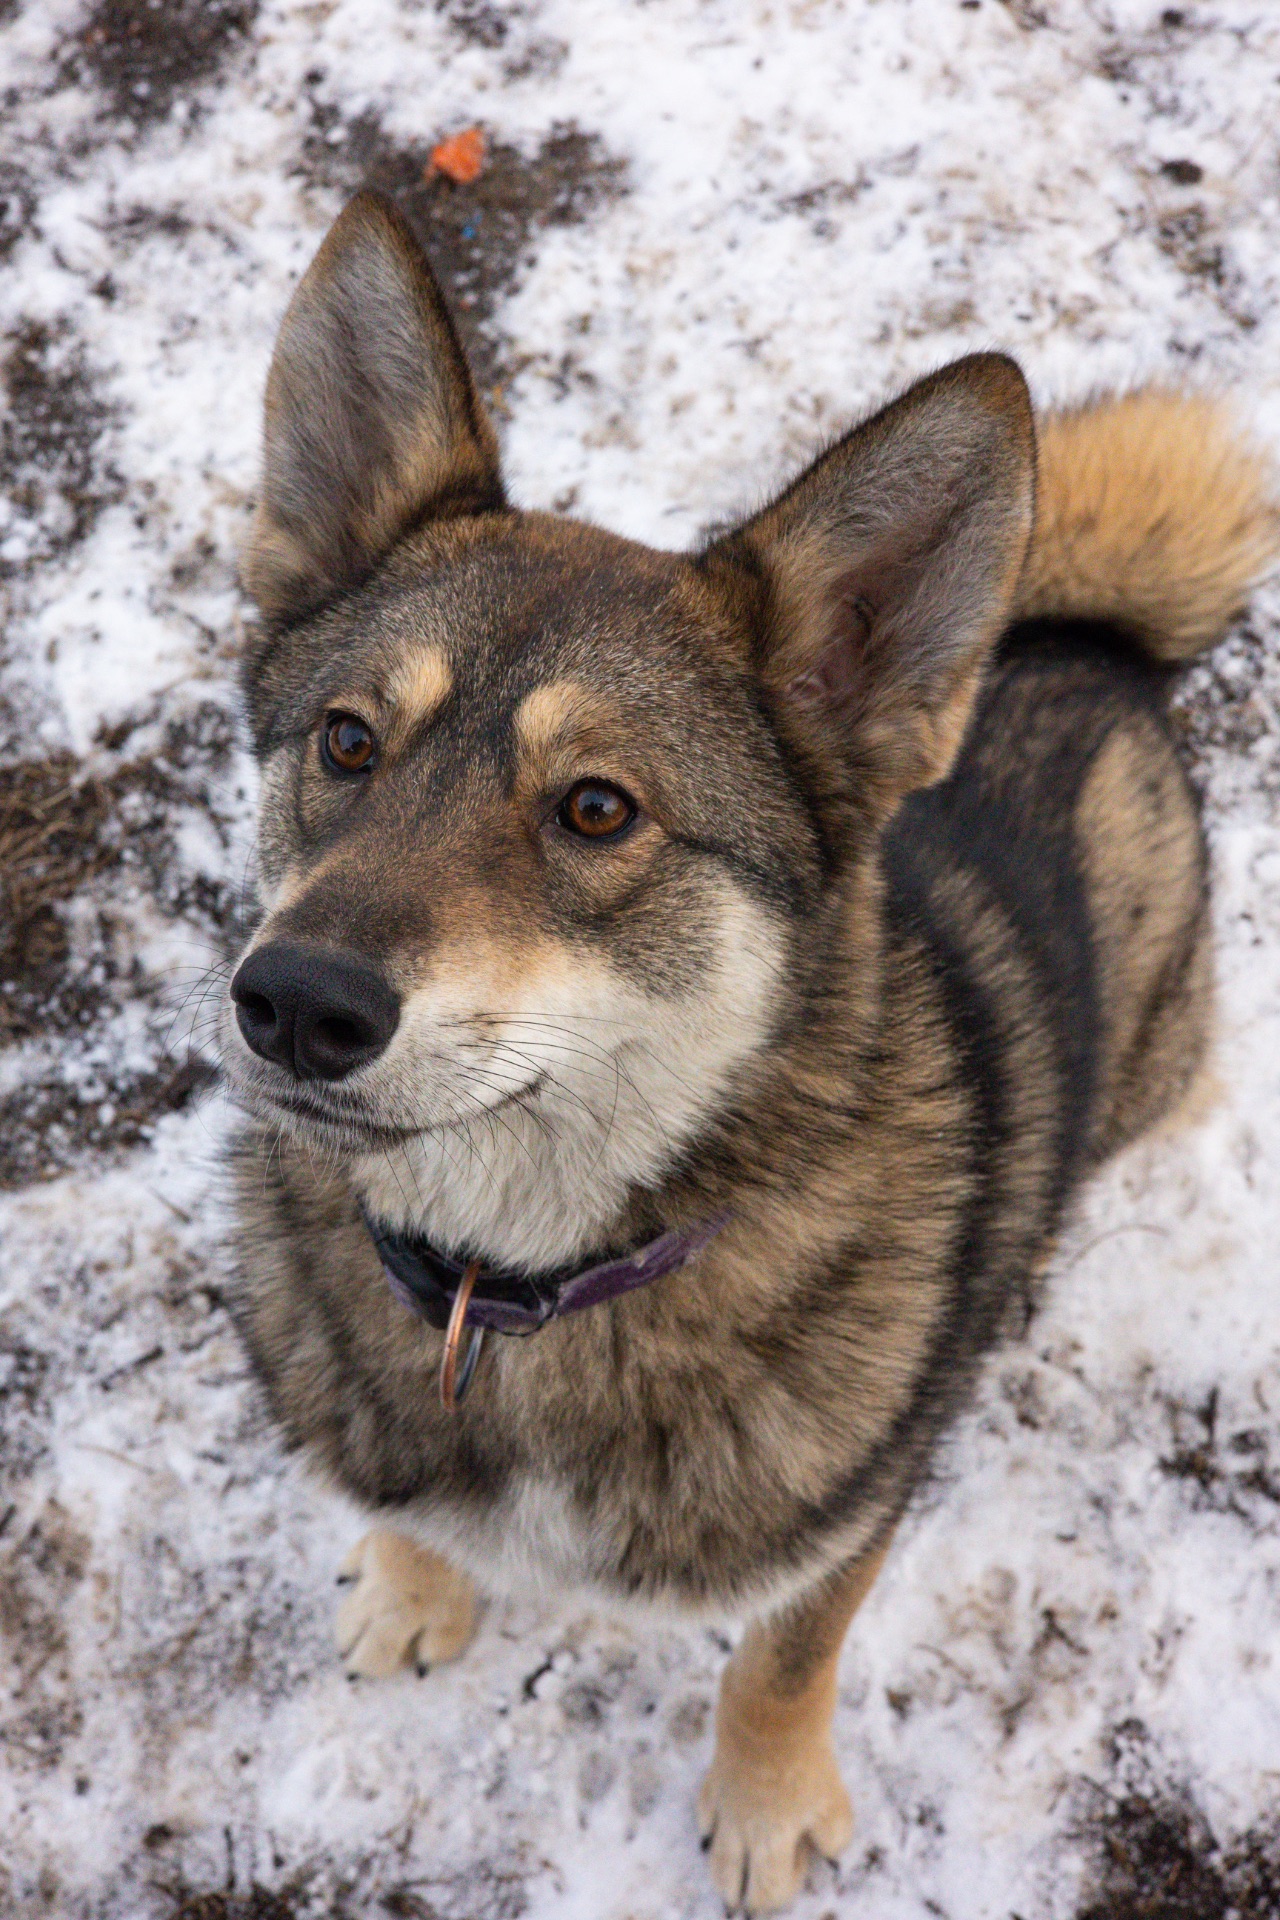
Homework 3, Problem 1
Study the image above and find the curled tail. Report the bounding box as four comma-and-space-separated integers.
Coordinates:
1015, 388, 1280, 659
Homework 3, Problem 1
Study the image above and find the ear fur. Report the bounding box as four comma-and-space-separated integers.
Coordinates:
703, 353, 1035, 831
243, 191, 504, 625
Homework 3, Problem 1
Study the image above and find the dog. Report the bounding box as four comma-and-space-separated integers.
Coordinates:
218, 189, 1277, 1913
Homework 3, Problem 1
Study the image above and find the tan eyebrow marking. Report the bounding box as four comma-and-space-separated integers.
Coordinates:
513, 679, 635, 811
513, 680, 592, 760
387, 644, 453, 746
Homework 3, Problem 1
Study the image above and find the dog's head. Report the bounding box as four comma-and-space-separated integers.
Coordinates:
220, 192, 1034, 1269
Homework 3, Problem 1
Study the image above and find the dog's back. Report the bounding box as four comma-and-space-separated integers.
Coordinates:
895, 387, 1272, 1171
889, 623, 1207, 1199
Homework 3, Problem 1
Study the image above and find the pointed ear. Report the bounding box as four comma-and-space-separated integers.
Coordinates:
243, 191, 504, 624
704, 353, 1035, 829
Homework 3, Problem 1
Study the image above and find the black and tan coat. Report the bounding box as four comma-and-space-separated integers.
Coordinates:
218, 192, 1278, 1914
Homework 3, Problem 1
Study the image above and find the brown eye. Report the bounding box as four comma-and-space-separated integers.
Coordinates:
321, 713, 376, 775
557, 780, 636, 839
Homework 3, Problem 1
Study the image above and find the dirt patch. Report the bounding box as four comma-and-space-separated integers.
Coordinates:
1155, 202, 1227, 291
435, 0, 517, 50
1, 753, 119, 1043
779, 172, 873, 231
154, 1888, 308, 1920
1156, 1383, 1280, 1525
0, 161, 36, 264
0, 1324, 54, 1481
0, 1058, 218, 1190
0, 319, 122, 579
140, 1853, 537, 1920
998, 0, 1052, 32
298, 107, 628, 391
1075, 1722, 1280, 1918
116, 1542, 324, 1738
433, 1, 567, 77
0, 706, 239, 1187
1168, 621, 1279, 791
0, 1498, 91, 1773
379, 1868, 532, 1920
104, 203, 198, 249
1146, 174, 1254, 327
1, 703, 238, 1043
66, 0, 259, 128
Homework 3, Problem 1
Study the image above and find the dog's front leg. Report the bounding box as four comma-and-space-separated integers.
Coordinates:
335, 1530, 478, 1679
698, 1540, 891, 1914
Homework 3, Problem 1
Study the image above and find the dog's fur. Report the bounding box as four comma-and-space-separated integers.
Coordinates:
220, 191, 1278, 1912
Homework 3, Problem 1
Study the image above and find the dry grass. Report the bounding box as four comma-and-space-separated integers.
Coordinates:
0, 753, 117, 1042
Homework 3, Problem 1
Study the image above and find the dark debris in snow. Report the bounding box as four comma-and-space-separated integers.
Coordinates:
298, 105, 627, 392
1074, 1723, 1280, 1920
66, 0, 261, 129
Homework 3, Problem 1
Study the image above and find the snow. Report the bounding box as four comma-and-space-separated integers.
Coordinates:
3, 2, 1280, 1915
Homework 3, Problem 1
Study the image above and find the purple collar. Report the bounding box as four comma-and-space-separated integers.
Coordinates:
363, 1207, 727, 1337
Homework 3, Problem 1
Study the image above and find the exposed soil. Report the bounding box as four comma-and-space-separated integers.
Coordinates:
1156, 1383, 1280, 1524
1155, 202, 1228, 293
0, 159, 35, 263
1, 753, 119, 1043
1, 707, 238, 1040
0, 1498, 91, 1773
1168, 620, 1279, 793
0, 706, 240, 1188
0, 1322, 53, 1482
298, 106, 628, 391
66, 0, 260, 128
0, 320, 122, 580
142, 1865, 535, 1920
434, 0, 519, 52
126, 1851, 537, 1920
434, 0, 567, 77
0, 1057, 219, 1190
154, 1890, 308, 1920
1075, 1724, 1280, 1918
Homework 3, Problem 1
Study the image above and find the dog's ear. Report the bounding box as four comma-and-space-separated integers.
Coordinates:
704, 353, 1035, 831
243, 191, 504, 624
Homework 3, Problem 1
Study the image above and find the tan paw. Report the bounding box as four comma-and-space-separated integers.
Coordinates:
697, 1737, 853, 1915
335, 1530, 478, 1679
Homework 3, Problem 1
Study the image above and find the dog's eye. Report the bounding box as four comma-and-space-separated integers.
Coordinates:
557, 780, 636, 839
321, 713, 376, 776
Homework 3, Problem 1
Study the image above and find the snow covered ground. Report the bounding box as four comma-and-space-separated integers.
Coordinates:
3, 2, 1280, 1915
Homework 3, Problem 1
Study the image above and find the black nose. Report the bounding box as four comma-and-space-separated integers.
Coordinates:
231, 942, 400, 1081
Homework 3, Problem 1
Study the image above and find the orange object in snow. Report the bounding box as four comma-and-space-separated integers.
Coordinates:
429, 127, 486, 185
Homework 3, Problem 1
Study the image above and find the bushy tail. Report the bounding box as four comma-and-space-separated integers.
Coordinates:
1014, 389, 1280, 660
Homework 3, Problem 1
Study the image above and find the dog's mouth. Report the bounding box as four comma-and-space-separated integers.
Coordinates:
262, 1088, 421, 1148
236, 1071, 549, 1151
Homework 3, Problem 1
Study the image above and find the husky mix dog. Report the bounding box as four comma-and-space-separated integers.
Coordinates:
218, 191, 1276, 1914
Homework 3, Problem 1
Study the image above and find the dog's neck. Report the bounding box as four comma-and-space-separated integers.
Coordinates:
365, 1206, 730, 1334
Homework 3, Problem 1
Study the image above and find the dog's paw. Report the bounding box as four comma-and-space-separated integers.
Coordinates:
335, 1530, 478, 1679
697, 1737, 853, 1914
